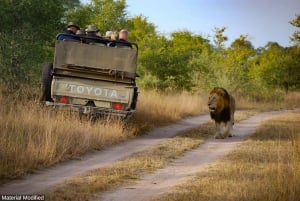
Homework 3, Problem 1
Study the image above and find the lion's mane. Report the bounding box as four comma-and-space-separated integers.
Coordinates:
208, 87, 231, 123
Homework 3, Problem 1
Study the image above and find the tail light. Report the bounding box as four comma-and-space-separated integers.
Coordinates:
112, 102, 122, 110
59, 96, 69, 104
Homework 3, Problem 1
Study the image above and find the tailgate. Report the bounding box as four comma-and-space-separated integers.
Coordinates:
51, 76, 134, 104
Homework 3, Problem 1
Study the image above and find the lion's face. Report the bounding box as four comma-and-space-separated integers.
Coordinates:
208, 93, 224, 114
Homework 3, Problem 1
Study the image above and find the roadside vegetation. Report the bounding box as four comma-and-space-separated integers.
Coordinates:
0, 84, 299, 182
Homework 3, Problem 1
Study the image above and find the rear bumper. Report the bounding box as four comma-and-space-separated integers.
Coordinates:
45, 101, 135, 118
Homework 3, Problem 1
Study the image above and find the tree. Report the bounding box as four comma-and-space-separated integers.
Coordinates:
289, 14, 300, 46
282, 46, 300, 91
0, 0, 79, 89
249, 42, 300, 93
139, 31, 211, 90
193, 34, 256, 93
213, 27, 228, 50
126, 15, 157, 44
221, 35, 256, 93
65, 0, 128, 35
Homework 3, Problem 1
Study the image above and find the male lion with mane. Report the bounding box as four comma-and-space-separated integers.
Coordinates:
208, 87, 235, 139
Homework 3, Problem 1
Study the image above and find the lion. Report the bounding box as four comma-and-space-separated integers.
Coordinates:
208, 87, 235, 139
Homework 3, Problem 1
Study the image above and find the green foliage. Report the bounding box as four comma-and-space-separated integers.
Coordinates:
65, 0, 128, 35
0, 0, 79, 89
127, 15, 157, 44
289, 14, 300, 45
213, 27, 228, 50
249, 42, 300, 93
191, 34, 256, 93
138, 31, 211, 90
284, 46, 300, 90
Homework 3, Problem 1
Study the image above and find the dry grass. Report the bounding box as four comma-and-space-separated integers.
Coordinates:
154, 112, 300, 201
0, 102, 126, 181
130, 90, 208, 132
1, 84, 299, 185
283, 91, 300, 109
0, 87, 207, 182
235, 91, 300, 111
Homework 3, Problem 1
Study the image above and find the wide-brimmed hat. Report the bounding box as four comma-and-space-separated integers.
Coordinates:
76, 28, 86, 35
86, 25, 99, 32
67, 22, 80, 29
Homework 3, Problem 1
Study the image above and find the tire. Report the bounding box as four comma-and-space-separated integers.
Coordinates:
40, 63, 53, 102
131, 86, 138, 110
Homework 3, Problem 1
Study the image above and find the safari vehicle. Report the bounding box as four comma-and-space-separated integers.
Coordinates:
41, 33, 139, 119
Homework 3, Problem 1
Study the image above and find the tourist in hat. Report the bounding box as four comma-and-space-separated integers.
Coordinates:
57, 22, 80, 41
86, 25, 101, 37
76, 28, 86, 36
85, 25, 102, 43
76, 28, 87, 43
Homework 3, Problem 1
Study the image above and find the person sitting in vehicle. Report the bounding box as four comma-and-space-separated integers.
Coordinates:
85, 25, 103, 44
111, 31, 119, 40
108, 29, 132, 48
119, 29, 129, 41
76, 28, 86, 43
57, 22, 80, 41
107, 31, 119, 47
76, 28, 86, 36
105, 31, 113, 40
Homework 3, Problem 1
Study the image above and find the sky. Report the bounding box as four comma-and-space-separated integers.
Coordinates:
81, 0, 300, 48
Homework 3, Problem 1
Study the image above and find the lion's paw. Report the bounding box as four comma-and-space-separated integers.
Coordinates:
215, 133, 225, 139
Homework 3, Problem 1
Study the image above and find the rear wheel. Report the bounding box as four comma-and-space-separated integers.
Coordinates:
131, 86, 138, 110
40, 63, 53, 102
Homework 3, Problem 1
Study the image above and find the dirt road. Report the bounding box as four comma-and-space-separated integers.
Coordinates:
100, 110, 288, 201
0, 110, 292, 199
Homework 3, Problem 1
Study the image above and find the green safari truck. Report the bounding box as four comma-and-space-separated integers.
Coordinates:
41, 34, 139, 119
